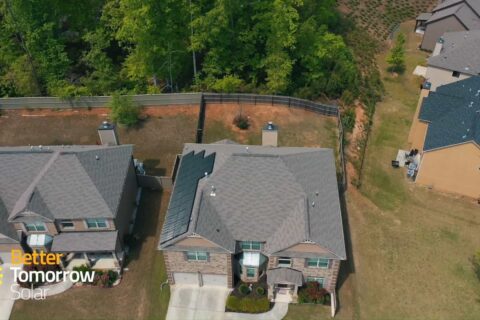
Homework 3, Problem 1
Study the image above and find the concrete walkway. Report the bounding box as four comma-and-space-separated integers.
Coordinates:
167, 285, 289, 320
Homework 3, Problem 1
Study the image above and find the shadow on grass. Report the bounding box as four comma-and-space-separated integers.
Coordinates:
125, 189, 164, 265
143, 158, 167, 176
335, 187, 356, 314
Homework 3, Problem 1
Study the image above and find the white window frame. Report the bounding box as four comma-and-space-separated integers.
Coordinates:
240, 241, 262, 251
277, 257, 292, 267
85, 218, 108, 229
59, 220, 75, 230
186, 251, 208, 261
24, 222, 47, 232
306, 276, 325, 288
246, 267, 256, 278
306, 258, 329, 269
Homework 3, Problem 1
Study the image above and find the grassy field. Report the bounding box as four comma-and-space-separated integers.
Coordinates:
203, 103, 338, 150
286, 21, 480, 320
11, 190, 171, 320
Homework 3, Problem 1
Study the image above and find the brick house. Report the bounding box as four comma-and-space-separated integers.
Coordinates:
0, 144, 139, 271
158, 141, 346, 301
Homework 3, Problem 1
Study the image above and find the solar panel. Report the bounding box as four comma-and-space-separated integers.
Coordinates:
160, 150, 215, 244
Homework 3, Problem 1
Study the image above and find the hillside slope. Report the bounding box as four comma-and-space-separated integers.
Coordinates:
339, 0, 437, 40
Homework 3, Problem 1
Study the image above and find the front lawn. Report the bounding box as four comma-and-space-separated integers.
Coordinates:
11, 190, 171, 320
226, 281, 270, 314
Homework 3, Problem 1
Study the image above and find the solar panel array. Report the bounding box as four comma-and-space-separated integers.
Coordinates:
160, 150, 216, 244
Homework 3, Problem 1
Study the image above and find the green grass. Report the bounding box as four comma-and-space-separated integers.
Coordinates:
286, 21, 480, 320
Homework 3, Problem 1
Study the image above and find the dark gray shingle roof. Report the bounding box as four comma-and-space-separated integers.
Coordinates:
419, 76, 480, 150
427, 0, 480, 29
0, 145, 133, 222
51, 231, 118, 252
428, 30, 480, 75
160, 143, 346, 260
266, 268, 303, 286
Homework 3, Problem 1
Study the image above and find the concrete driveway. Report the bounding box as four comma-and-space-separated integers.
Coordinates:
0, 252, 18, 320
166, 285, 289, 320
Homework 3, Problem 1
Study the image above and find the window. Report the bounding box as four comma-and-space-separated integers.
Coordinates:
246, 267, 256, 278
240, 241, 262, 250
278, 257, 292, 267
186, 251, 208, 261
306, 277, 325, 288
306, 258, 329, 269
24, 222, 46, 232
452, 71, 460, 78
59, 220, 74, 229
86, 218, 108, 229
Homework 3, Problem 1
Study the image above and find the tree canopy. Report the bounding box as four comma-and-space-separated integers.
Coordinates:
0, 0, 360, 100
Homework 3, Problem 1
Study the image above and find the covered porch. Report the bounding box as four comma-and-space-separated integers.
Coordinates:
266, 268, 303, 303
50, 231, 122, 271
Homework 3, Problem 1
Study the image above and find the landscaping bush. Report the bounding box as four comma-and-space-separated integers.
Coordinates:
239, 283, 251, 295
255, 286, 265, 296
233, 113, 250, 130
73, 264, 94, 284
298, 282, 329, 304
109, 93, 140, 127
226, 296, 242, 311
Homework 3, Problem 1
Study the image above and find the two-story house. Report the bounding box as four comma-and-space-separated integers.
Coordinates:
158, 141, 346, 301
0, 144, 139, 271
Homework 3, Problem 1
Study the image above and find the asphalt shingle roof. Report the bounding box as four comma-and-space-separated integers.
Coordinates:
0, 145, 134, 227
419, 76, 480, 150
160, 143, 346, 260
427, 0, 480, 30
51, 231, 118, 252
266, 268, 303, 286
428, 30, 480, 75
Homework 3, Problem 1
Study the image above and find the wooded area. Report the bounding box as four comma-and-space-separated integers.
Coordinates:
0, 0, 361, 100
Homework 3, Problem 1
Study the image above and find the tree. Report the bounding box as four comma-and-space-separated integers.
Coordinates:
109, 93, 140, 127
387, 33, 406, 73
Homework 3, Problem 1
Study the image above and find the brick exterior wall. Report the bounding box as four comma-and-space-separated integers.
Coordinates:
164, 250, 233, 288
287, 258, 340, 293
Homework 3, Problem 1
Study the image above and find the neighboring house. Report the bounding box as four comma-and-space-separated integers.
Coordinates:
158, 140, 346, 301
408, 77, 480, 199
425, 30, 480, 90
0, 144, 139, 271
417, 0, 480, 51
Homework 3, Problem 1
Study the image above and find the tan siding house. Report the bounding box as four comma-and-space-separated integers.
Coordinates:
408, 77, 480, 199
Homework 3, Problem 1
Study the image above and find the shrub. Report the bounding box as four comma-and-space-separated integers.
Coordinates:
211, 74, 245, 93
341, 107, 356, 133
73, 264, 94, 284
233, 114, 250, 130
226, 296, 242, 311
472, 251, 480, 281
298, 282, 329, 304
239, 283, 251, 295
255, 286, 265, 296
109, 93, 140, 127
106, 270, 119, 287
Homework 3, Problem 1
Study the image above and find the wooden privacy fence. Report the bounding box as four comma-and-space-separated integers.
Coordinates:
0, 93, 202, 109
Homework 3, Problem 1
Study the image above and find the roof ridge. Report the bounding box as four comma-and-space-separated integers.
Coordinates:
9, 151, 60, 220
